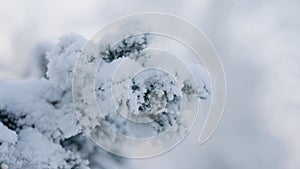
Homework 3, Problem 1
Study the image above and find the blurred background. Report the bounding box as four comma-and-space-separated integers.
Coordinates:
0, 0, 299, 168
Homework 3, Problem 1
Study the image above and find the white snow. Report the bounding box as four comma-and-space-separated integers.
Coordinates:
0, 122, 17, 144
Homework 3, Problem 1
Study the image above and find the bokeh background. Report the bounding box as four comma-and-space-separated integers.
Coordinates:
0, 0, 299, 168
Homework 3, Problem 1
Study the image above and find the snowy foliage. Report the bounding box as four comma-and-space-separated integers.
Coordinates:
46, 34, 86, 90
0, 34, 123, 169
0, 32, 210, 167
91, 33, 211, 148
101, 34, 149, 63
